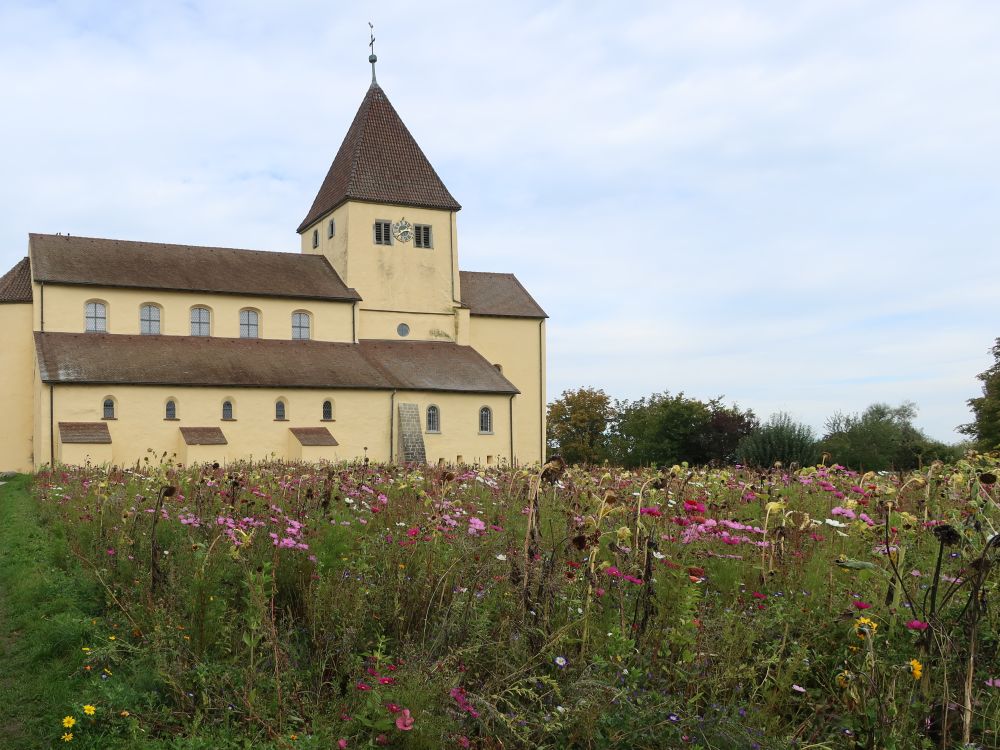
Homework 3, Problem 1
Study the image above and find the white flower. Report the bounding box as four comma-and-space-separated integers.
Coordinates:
824, 518, 847, 528
554, 656, 567, 668
496, 553, 507, 561
652, 551, 666, 560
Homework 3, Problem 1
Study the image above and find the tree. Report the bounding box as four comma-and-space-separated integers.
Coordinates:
737, 412, 819, 468
546, 387, 613, 465
607, 392, 755, 468
821, 402, 956, 471
960, 338, 1000, 450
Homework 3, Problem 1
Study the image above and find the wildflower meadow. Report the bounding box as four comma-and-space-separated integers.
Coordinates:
2, 455, 999, 749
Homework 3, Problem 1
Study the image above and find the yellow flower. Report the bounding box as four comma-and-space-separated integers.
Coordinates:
854, 616, 878, 639
61, 732, 74, 742
62, 716, 76, 728
836, 670, 853, 689
83, 705, 96, 716
909, 658, 923, 680
119, 710, 130, 718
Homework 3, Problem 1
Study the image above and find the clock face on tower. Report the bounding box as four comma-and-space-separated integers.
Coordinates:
392, 218, 413, 243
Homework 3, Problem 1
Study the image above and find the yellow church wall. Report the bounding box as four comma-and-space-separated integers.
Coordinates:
416, 392, 512, 466
0, 303, 36, 472
357, 309, 460, 342
301, 203, 350, 277
40, 385, 513, 468
303, 202, 460, 315
58, 443, 113, 467
36, 285, 355, 342
468, 316, 546, 465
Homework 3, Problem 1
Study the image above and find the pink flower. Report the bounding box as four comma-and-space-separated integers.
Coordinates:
406, 527, 420, 538
395, 708, 414, 731
106, 548, 116, 556
640, 507, 662, 517
906, 620, 929, 631
752, 591, 767, 600
457, 737, 471, 748
338, 740, 348, 749
853, 601, 872, 610
386, 702, 401, 714
985, 678, 1000, 688
604, 566, 621, 578
379, 677, 396, 685
356, 681, 372, 691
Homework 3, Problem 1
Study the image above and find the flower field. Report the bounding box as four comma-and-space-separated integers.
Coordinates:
26, 456, 1000, 749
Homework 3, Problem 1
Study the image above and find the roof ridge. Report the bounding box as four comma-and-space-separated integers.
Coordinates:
29, 233, 311, 259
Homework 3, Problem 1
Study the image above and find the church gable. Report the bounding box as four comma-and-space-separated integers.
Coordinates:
0, 257, 32, 304
297, 83, 461, 234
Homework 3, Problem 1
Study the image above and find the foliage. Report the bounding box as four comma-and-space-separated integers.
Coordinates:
736, 412, 820, 468
5, 455, 1000, 749
821, 401, 960, 471
961, 337, 1000, 450
546, 387, 613, 464
609, 392, 756, 467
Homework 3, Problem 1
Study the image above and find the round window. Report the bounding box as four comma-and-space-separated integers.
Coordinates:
396, 323, 410, 337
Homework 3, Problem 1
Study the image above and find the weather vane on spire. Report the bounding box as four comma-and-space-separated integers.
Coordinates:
368, 22, 377, 85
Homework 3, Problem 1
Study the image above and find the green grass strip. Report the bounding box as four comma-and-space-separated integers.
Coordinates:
0, 474, 102, 748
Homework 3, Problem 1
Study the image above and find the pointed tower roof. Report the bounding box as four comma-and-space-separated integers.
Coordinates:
297, 84, 461, 233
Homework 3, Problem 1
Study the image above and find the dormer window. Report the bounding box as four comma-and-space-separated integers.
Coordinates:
312, 229, 319, 249
414, 224, 433, 248
373, 220, 392, 245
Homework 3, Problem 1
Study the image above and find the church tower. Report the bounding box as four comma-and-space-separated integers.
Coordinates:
297, 65, 468, 344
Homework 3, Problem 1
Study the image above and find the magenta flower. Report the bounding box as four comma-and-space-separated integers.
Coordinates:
853, 601, 872, 610
906, 620, 929, 631
985, 678, 1000, 688
395, 708, 414, 731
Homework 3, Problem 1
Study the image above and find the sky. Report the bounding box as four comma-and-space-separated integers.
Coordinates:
1, 0, 998, 443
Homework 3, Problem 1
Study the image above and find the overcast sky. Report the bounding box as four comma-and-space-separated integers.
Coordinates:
2, 1, 998, 442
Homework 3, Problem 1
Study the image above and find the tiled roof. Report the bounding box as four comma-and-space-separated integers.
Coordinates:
180, 427, 228, 446
58, 422, 112, 444
29, 234, 360, 302
35, 333, 519, 394
297, 84, 461, 233
0, 257, 32, 304
290, 427, 338, 446
460, 271, 547, 318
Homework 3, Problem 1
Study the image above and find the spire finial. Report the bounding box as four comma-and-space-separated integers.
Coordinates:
368, 22, 377, 85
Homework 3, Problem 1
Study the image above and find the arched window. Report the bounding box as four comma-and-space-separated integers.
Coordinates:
291, 311, 311, 340
140, 303, 161, 335
239, 309, 259, 339
222, 400, 234, 420
103, 398, 116, 419
275, 400, 287, 420
322, 400, 333, 421
190, 306, 211, 336
165, 399, 177, 420
85, 301, 107, 332
426, 405, 440, 433
479, 406, 493, 434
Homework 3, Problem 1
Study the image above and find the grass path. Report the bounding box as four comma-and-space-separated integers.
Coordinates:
0, 475, 100, 749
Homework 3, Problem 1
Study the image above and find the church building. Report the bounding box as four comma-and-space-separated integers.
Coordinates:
0, 62, 546, 472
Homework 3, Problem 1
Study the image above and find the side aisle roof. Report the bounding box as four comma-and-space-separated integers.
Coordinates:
29, 234, 361, 302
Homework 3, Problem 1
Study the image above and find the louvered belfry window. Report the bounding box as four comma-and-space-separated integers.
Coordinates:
373, 220, 392, 245
415, 224, 433, 248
